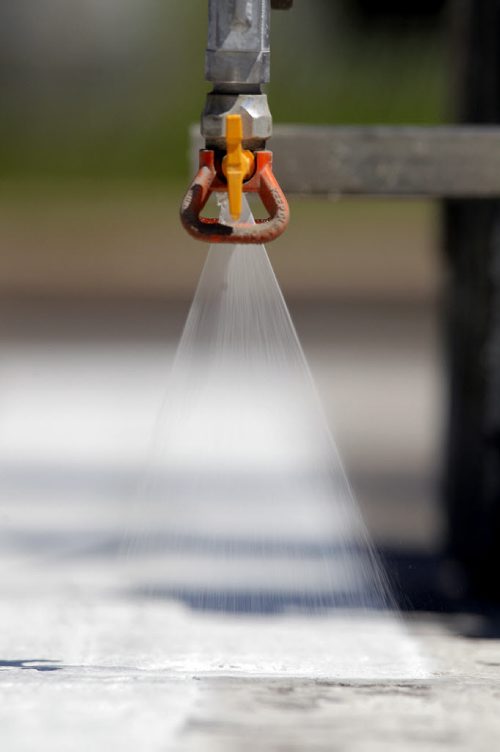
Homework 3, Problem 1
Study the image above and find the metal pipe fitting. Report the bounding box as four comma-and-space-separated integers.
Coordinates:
202, 92, 272, 150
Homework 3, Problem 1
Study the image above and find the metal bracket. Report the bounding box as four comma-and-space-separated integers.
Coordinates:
191, 125, 500, 198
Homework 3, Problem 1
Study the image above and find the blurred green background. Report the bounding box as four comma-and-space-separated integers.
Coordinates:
1, 1, 447, 183
0, 1, 447, 303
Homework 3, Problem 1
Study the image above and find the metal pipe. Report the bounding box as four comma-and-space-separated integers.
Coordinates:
206, 0, 271, 90
202, 0, 275, 150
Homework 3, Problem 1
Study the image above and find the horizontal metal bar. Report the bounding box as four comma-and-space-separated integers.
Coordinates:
190, 125, 500, 198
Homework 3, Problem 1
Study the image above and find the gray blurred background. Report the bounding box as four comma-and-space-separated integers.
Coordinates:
0, 1, 450, 607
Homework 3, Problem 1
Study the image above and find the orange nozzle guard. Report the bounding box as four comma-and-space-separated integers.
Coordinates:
180, 116, 290, 244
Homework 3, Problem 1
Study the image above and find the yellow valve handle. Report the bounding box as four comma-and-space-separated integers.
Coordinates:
222, 115, 255, 221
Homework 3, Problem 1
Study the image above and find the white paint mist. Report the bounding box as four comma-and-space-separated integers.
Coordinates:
119, 196, 428, 679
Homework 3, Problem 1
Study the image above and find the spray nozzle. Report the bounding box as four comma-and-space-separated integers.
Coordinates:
180, 114, 289, 245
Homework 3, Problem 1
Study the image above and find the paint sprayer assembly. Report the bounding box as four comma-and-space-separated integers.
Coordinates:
181, 0, 291, 244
